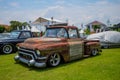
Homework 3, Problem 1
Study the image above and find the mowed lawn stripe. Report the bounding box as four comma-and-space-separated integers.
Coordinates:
0, 48, 120, 80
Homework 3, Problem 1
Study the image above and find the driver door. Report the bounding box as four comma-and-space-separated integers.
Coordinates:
68, 28, 84, 61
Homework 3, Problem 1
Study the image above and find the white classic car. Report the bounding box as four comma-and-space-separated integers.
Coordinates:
87, 31, 120, 48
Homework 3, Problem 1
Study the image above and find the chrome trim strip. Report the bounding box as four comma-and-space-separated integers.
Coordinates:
19, 48, 37, 59
19, 51, 34, 59
37, 57, 47, 60
19, 51, 47, 60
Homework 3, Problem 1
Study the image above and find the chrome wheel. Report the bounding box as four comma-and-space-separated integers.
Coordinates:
3, 44, 13, 54
48, 53, 61, 67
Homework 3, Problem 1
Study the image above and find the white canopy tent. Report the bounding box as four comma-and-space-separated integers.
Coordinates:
79, 29, 85, 33
25, 25, 31, 30
79, 29, 86, 38
31, 26, 40, 32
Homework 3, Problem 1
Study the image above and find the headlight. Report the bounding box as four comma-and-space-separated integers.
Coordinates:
36, 50, 40, 55
17, 46, 20, 49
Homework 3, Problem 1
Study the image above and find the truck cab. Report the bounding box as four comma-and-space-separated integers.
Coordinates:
14, 26, 101, 68
44, 26, 80, 39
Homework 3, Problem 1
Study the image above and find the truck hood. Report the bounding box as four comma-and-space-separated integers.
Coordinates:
18, 37, 68, 50
25, 37, 67, 43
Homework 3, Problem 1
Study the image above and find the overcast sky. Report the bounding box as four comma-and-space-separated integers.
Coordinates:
0, 0, 120, 27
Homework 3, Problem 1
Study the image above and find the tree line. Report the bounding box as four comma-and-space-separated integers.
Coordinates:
10, 21, 30, 30
0, 21, 120, 33
0, 21, 30, 33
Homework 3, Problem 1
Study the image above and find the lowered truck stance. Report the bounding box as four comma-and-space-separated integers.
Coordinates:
14, 26, 102, 68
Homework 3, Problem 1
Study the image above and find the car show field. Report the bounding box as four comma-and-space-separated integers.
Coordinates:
0, 48, 120, 80
0, 0, 120, 80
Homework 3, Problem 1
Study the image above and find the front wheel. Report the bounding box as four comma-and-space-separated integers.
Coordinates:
2, 44, 13, 54
47, 53, 61, 67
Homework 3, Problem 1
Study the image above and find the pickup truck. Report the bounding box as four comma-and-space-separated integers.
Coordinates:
14, 26, 102, 68
0, 30, 35, 54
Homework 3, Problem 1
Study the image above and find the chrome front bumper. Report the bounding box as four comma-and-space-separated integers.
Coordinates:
14, 55, 46, 68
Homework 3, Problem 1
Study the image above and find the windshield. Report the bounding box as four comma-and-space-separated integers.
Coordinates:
10, 31, 20, 38
44, 28, 68, 38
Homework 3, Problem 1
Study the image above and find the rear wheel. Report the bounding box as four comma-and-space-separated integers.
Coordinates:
47, 53, 61, 67
2, 44, 13, 54
91, 49, 98, 56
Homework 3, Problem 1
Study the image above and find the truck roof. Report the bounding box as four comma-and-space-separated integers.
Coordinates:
12, 30, 31, 32
48, 26, 78, 30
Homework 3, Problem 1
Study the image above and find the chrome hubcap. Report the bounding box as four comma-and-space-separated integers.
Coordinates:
3, 45, 12, 54
50, 53, 60, 66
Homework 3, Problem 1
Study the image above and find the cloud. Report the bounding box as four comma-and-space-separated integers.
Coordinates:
55, 0, 65, 5
41, 0, 120, 26
0, 0, 120, 27
9, 2, 19, 7
0, 20, 4, 24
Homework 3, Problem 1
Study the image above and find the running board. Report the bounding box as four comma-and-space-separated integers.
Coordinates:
83, 55, 90, 58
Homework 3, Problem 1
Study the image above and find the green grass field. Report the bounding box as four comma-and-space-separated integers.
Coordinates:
0, 48, 120, 80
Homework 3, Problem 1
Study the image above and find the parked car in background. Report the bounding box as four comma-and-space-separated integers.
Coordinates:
0, 33, 10, 38
14, 26, 101, 68
0, 30, 36, 54
87, 31, 120, 48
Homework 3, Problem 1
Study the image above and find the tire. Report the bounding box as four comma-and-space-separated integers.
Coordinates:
2, 44, 13, 54
91, 49, 98, 56
47, 53, 61, 67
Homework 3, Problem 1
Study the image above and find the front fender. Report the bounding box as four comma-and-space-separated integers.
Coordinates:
39, 43, 70, 62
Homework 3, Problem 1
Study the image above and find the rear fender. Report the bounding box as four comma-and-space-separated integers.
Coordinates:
85, 42, 100, 55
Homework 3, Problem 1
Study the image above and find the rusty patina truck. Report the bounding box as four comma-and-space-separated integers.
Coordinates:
14, 26, 102, 68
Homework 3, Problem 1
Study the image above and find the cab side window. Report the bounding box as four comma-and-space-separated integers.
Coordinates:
68, 29, 78, 38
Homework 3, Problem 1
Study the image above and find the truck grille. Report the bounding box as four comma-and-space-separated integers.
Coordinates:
18, 47, 37, 59
19, 53, 32, 60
